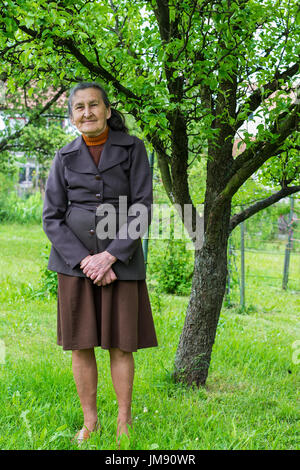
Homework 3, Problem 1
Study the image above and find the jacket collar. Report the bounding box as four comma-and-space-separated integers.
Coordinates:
60, 129, 135, 173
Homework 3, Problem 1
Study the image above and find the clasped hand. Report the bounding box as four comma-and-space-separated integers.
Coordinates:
80, 251, 117, 286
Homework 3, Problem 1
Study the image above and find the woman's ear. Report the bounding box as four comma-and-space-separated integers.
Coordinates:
107, 106, 112, 120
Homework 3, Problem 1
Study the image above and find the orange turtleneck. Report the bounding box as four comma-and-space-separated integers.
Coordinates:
82, 126, 109, 167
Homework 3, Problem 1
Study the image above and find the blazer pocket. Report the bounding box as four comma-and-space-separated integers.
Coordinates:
65, 206, 97, 252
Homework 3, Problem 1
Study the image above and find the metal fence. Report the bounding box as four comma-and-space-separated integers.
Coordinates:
226, 197, 300, 308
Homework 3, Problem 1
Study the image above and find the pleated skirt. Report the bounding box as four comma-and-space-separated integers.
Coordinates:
56, 273, 158, 352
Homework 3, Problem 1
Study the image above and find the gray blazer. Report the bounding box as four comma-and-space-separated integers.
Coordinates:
42, 129, 153, 280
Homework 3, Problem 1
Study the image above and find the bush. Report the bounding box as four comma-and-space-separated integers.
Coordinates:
0, 171, 17, 217
148, 238, 194, 296
0, 190, 43, 223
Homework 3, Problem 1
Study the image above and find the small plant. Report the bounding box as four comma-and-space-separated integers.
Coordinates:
36, 244, 58, 297
156, 238, 193, 296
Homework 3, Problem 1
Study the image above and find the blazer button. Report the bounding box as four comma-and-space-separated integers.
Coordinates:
95, 175, 101, 180
89, 229, 95, 235
90, 250, 94, 254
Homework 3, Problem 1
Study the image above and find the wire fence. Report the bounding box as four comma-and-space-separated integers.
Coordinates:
226, 197, 300, 308
144, 193, 300, 304
146, 153, 299, 303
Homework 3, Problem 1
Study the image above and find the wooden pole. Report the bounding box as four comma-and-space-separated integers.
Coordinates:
282, 197, 294, 290
226, 236, 232, 305
240, 220, 245, 308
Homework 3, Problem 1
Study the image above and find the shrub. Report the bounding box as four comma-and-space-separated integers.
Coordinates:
148, 238, 194, 296
0, 189, 43, 224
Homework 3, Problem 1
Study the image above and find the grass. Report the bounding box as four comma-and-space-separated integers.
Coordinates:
0, 222, 299, 450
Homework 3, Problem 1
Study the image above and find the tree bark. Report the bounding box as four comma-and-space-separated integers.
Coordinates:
174, 200, 231, 386
173, 68, 236, 386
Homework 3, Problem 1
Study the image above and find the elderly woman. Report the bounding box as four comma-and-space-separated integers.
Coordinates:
42, 82, 158, 445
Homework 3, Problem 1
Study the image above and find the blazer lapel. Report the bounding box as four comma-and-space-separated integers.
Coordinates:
98, 129, 135, 173
61, 136, 97, 174
60, 129, 135, 174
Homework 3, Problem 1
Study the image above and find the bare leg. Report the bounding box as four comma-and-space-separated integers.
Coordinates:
109, 348, 134, 440
72, 348, 98, 431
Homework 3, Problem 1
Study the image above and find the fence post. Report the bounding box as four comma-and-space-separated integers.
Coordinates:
226, 235, 232, 305
240, 221, 245, 308
282, 197, 294, 290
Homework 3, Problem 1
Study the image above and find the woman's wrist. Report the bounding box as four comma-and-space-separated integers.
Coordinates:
105, 251, 117, 264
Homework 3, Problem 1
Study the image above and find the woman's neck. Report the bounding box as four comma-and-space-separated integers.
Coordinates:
82, 126, 109, 146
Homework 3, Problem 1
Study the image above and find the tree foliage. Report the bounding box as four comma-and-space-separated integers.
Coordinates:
1, 1, 298, 210
0, 0, 299, 385
0, 80, 69, 162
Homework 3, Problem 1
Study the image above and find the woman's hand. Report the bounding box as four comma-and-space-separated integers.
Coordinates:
95, 267, 117, 286
80, 251, 117, 284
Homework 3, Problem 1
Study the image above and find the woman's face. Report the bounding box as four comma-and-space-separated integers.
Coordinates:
70, 88, 111, 137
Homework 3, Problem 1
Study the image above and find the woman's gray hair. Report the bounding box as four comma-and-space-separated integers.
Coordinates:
68, 82, 128, 133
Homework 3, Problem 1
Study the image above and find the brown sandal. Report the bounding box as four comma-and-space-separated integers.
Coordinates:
71, 421, 100, 445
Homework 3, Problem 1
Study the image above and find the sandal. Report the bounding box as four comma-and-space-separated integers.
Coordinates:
71, 420, 100, 445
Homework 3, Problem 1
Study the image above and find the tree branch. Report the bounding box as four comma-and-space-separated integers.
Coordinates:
235, 63, 299, 131
228, 98, 299, 188
206, 98, 299, 231
16, 23, 141, 103
229, 185, 300, 232
152, 0, 170, 42
0, 86, 67, 152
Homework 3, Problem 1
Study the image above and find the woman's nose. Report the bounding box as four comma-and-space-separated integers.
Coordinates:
83, 106, 93, 117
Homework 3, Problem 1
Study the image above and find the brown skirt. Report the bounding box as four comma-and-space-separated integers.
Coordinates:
56, 273, 158, 352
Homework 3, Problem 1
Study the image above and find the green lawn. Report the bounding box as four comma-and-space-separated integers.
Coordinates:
0, 223, 299, 450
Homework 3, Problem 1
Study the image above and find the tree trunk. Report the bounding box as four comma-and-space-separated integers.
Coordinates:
174, 202, 231, 386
